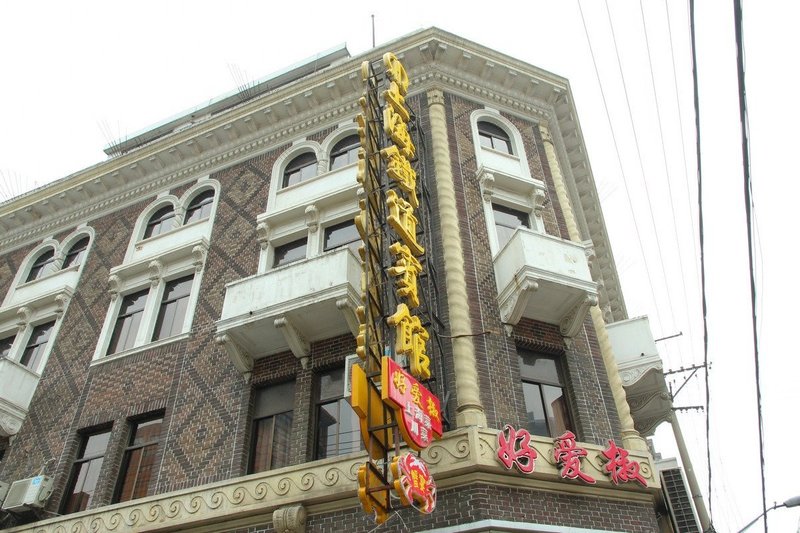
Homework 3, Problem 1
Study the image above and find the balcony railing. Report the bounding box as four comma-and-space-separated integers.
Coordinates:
215, 247, 360, 374
494, 228, 597, 337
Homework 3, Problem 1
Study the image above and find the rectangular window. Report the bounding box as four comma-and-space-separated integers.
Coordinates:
151, 275, 194, 341
114, 416, 163, 503
519, 350, 572, 437
314, 367, 361, 459
493, 203, 530, 251
62, 429, 112, 514
20, 321, 55, 371
107, 288, 149, 355
323, 220, 360, 253
273, 238, 307, 268
250, 381, 295, 473
1, 335, 15, 358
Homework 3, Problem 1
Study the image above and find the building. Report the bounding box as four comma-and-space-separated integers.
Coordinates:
0, 28, 676, 532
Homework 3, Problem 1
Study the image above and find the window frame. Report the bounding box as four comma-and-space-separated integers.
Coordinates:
25, 248, 56, 283
328, 134, 360, 171
272, 237, 308, 268
143, 205, 177, 240
61, 427, 112, 515
249, 381, 295, 473
322, 219, 360, 254
61, 236, 90, 270
492, 203, 531, 252
518, 350, 573, 438
183, 189, 216, 225
106, 288, 150, 356
151, 274, 194, 342
313, 366, 362, 460
19, 320, 56, 371
282, 151, 319, 189
477, 120, 513, 154
113, 415, 163, 503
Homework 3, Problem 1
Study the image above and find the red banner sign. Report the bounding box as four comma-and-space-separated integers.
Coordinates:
391, 452, 437, 514
381, 356, 442, 451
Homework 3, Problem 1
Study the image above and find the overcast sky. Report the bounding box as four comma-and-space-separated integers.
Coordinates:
1, 1, 798, 531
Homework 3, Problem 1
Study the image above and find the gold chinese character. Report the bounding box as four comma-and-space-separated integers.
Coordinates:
383, 105, 415, 160
380, 145, 418, 208
383, 53, 409, 96
410, 382, 422, 407
388, 242, 422, 309
410, 324, 430, 380
386, 190, 424, 256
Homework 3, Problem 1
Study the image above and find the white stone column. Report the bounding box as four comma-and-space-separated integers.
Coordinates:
540, 122, 647, 452
427, 89, 486, 428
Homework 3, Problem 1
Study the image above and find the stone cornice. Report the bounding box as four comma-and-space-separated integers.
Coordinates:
5, 427, 657, 533
0, 28, 616, 315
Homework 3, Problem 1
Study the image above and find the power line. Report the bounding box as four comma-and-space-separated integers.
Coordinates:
731, 0, 767, 531
576, 0, 664, 335
688, 0, 715, 530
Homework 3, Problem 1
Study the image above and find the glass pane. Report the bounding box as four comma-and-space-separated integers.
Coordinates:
152, 276, 193, 341
254, 381, 295, 418
493, 137, 512, 154
117, 447, 143, 502
518, 351, 561, 384
478, 132, 494, 149
324, 221, 360, 251
543, 384, 572, 436
336, 399, 361, 456
316, 402, 339, 459
63, 237, 90, 269
273, 239, 307, 267
108, 289, 149, 355
283, 153, 317, 187
184, 190, 215, 224
131, 418, 162, 446
20, 321, 55, 370
522, 382, 548, 436
144, 206, 175, 238
251, 416, 275, 473
271, 412, 293, 469
318, 368, 344, 401
0, 335, 14, 358
330, 135, 360, 170
63, 457, 103, 513
26, 249, 55, 281
83, 431, 111, 458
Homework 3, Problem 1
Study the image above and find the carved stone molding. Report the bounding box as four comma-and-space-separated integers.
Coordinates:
273, 504, 307, 533
5, 427, 657, 533
304, 204, 319, 233
215, 334, 253, 377
256, 221, 271, 250
274, 316, 310, 369
0, 412, 23, 438
532, 188, 546, 218
54, 290, 71, 318
479, 171, 495, 202
147, 260, 164, 287
559, 293, 598, 338
15, 306, 32, 330
191, 242, 208, 272
108, 274, 123, 300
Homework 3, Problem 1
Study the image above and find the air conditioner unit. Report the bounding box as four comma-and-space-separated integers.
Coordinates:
1, 476, 53, 513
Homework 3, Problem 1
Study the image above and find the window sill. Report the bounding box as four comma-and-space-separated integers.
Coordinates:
91, 332, 191, 367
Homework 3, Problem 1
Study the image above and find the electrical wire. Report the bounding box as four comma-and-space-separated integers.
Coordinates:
576, 0, 664, 336
688, 0, 714, 529
637, 0, 701, 369
731, 0, 767, 530
601, 0, 686, 366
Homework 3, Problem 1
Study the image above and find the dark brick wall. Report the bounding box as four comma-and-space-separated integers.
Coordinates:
229, 483, 660, 533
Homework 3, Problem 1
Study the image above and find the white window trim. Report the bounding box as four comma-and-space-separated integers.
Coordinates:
471, 110, 547, 256
92, 239, 208, 362
125, 178, 220, 263
257, 126, 360, 274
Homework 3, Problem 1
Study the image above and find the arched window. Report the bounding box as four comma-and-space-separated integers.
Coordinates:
282, 152, 318, 188
143, 206, 175, 239
183, 190, 215, 225
329, 135, 360, 171
478, 121, 512, 154
62, 236, 90, 269
26, 249, 56, 282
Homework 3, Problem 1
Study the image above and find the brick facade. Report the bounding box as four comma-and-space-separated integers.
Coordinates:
0, 30, 660, 532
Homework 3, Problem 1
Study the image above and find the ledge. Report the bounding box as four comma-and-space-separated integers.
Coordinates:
4, 427, 658, 533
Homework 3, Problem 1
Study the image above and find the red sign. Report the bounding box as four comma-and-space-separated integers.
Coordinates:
497, 425, 537, 474
553, 431, 596, 484
382, 356, 442, 451
601, 440, 647, 487
391, 453, 437, 514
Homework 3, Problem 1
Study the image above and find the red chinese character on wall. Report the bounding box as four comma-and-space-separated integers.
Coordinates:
553, 431, 596, 484
497, 425, 537, 474
601, 440, 647, 487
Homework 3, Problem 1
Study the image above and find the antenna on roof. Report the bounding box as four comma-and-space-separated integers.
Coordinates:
371, 14, 376, 47
98, 119, 126, 158
228, 63, 257, 103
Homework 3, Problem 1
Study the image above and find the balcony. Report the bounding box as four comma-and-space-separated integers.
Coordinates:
606, 316, 672, 436
0, 357, 40, 436
494, 228, 597, 337
215, 247, 361, 374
